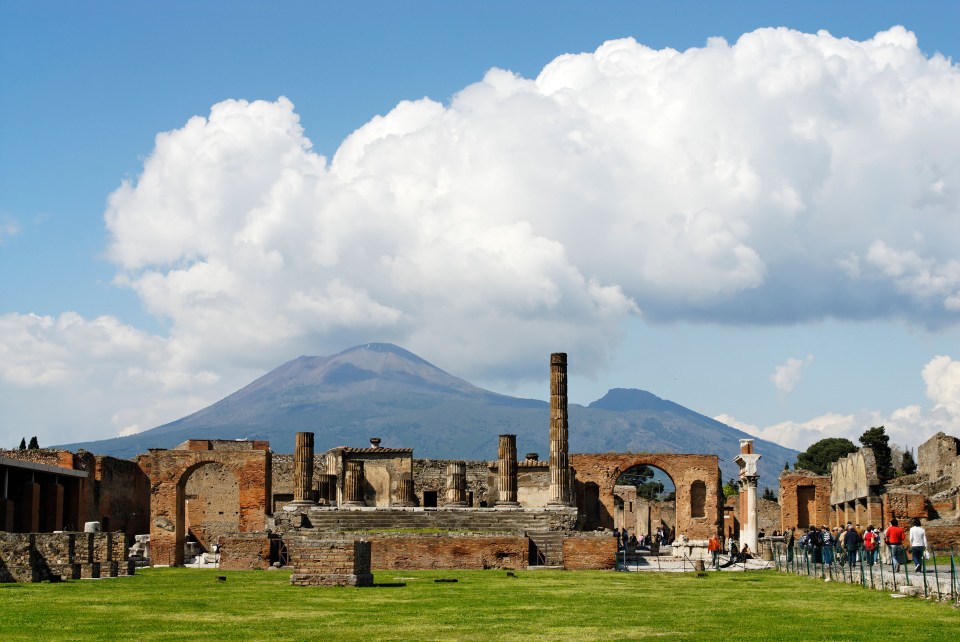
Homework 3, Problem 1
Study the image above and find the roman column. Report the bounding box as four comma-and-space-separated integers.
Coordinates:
394, 472, 416, 507
496, 435, 520, 507
735, 439, 761, 553
548, 352, 571, 506
343, 460, 366, 507
445, 461, 467, 507
292, 432, 316, 504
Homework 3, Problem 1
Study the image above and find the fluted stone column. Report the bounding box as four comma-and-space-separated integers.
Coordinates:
548, 352, 571, 506
316, 473, 337, 506
445, 461, 467, 507
343, 460, 366, 507
496, 435, 519, 507
292, 432, 315, 504
394, 472, 416, 507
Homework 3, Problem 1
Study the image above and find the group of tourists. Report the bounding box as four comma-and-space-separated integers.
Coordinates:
784, 518, 928, 573
613, 525, 674, 550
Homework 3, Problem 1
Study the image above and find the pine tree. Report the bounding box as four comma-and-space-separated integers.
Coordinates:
27, 436, 39, 450
18, 437, 26, 450
901, 448, 918, 475
859, 426, 894, 481
762, 487, 777, 501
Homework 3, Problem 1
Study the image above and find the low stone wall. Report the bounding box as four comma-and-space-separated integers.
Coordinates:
925, 524, 960, 548
370, 534, 528, 570
219, 533, 272, 570
0, 531, 131, 582
289, 539, 373, 587
562, 534, 616, 570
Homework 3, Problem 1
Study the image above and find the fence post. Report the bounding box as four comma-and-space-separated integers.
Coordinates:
932, 548, 941, 600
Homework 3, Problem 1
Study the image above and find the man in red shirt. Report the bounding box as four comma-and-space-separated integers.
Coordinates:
885, 518, 906, 573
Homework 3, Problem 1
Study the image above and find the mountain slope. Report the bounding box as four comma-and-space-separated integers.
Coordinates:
60, 343, 797, 483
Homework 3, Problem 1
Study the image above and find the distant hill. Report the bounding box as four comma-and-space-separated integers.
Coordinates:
60, 343, 797, 484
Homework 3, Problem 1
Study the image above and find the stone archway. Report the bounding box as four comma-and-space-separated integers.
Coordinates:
571, 453, 722, 539
181, 461, 241, 552
139, 441, 271, 566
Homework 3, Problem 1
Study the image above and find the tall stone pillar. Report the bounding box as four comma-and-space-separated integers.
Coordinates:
394, 472, 416, 507
548, 352, 571, 506
496, 435, 519, 507
343, 460, 366, 507
292, 432, 316, 504
445, 461, 467, 507
735, 439, 761, 553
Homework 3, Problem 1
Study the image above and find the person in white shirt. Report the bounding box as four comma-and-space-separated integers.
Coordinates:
909, 518, 928, 573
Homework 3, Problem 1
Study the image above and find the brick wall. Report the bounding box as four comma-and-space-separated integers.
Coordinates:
219, 533, 272, 570
369, 534, 528, 570
288, 539, 373, 587
562, 534, 616, 570
778, 471, 830, 530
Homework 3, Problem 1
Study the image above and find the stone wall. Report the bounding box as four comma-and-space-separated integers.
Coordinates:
369, 534, 528, 570
562, 534, 616, 570
90, 455, 150, 535
219, 533, 272, 570
917, 432, 960, 481
779, 470, 831, 530
0, 531, 132, 582
327, 448, 413, 507
184, 462, 240, 551
288, 539, 373, 587
883, 490, 928, 520
516, 461, 550, 508
412, 459, 492, 507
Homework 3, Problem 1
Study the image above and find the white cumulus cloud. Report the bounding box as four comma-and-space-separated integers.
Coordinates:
4, 26, 960, 445
770, 355, 814, 394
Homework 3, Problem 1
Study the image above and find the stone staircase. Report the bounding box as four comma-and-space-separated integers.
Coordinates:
279, 508, 572, 535
526, 530, 565, 567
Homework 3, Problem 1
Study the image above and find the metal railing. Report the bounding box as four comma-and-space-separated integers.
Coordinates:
772, 542, 960, 603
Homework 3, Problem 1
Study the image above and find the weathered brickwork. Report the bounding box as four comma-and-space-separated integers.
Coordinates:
219, 533, 272, 570
561, 534, 616, 570
412, 459, 492, 507
571, 453, 722, 539
0, 531, 133, 583
917, 432, 960, 481
138, 440, 271, 566
778, 471, 831, 530
370, 534, 528, 570
288, 539, 373, 587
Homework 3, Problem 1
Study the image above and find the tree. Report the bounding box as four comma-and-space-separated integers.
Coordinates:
18, 437, 26, 450
762, 487, 777, 501
859, 426, 895, 481
722, 477, 740, 498
901, 448, 918, 475
617, 466, 668, 501
795, 437, 857, 475
27, 436, 39, 450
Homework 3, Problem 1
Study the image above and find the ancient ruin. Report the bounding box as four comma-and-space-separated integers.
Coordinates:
9, 350, 960, 584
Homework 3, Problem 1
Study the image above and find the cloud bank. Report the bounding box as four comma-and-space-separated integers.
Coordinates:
2, 26, 960, 446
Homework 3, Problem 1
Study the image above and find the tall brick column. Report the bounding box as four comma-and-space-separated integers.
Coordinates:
444, 461, 467, 507
292, 432, 316, 504
548, 352, 571, 506
343, 460, 366, 507
496, 435, 519, 507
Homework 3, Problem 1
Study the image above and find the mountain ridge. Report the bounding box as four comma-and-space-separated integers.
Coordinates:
59, 343, 797, 483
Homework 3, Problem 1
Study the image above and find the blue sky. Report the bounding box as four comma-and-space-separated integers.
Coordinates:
2, 1, 959, 453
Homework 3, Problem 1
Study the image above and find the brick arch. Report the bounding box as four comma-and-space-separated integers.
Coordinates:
571, 453, 722, 539
139, 443, 271, 566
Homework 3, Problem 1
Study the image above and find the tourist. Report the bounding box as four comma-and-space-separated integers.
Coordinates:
821, 525, 835, 565
885, 518, 906, 573
807, 525, 823, 564
708, 533, 722, 569
909, 518, 928, 573
786, 527, 795, 563
843, 524, 861, 571
863, 524, 878, 566
740, 543, 753, 560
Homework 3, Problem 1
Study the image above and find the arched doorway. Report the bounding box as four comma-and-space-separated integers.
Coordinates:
613, 465, 677, 542
177, 462, 240, 558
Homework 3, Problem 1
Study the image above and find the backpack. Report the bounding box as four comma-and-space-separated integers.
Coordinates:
798, 533, 809, 548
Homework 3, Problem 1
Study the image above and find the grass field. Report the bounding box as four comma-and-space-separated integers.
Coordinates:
1, 568, 959, 641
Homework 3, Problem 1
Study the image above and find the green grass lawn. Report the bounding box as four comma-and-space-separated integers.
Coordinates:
1, 568, 958, 641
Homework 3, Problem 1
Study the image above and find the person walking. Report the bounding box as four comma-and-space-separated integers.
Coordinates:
786, 527, 795, 564
909, 518, 928, 573
821, 526, 835, 566
885, 518, 906, 573
842, 524, 861, 573
708, 533, 722, 569
863, 525, 878, 567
